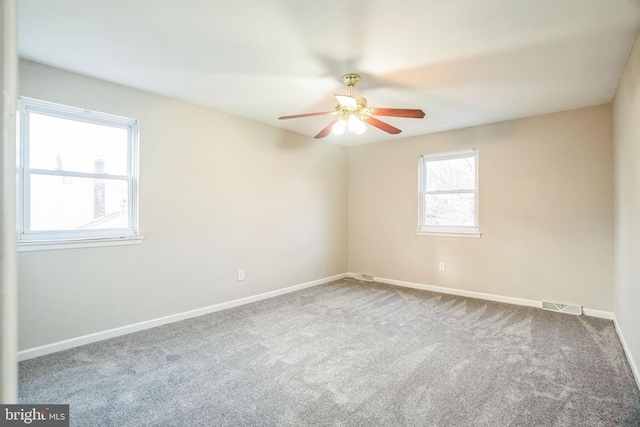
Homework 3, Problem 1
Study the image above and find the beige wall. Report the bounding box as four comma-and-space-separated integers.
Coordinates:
17, 60, 348, 350
348, 105, 614, 311
613, 30, 640, 381
17, 59, 618, 354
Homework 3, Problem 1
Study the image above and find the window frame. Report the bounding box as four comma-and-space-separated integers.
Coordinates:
17, 96, 141, 250
417, 148, 481, 238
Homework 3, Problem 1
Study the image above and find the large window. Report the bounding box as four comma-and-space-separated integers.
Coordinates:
418, 149, 480, 237
17, 97, 139, 248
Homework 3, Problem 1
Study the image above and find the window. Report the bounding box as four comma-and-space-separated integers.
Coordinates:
17, 97, 140, 249
418, 149, 480, 237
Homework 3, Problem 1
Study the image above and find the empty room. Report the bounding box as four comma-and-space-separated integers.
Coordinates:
1, 0, 640, 426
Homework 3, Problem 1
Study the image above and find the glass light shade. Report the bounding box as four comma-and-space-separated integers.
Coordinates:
332, 119, 347, 135
347, 115, 367, 135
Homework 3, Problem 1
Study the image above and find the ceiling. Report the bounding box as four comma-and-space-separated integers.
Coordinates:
17, 0, 640, 145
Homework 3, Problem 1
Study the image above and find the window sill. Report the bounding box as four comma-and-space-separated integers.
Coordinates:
18, 236, 143, 252
416, 230, 482, 238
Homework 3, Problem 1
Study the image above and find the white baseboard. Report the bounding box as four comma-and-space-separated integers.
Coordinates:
350, 273, 615, 320
370, 275, 542, 308
20, 273, 618, 362
613, 314, 640, 391
583, 308, 615, 320
18, 273, 348, 361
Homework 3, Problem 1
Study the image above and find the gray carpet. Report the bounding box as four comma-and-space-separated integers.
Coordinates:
19, 278, 640, 426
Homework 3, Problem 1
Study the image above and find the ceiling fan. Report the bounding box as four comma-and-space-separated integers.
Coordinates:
278, 73, 425, 139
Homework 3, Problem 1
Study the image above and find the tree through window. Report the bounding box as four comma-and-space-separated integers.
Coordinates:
418, 149, 479, 235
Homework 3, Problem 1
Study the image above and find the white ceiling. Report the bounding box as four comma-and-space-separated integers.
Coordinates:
17, 0, 640, 145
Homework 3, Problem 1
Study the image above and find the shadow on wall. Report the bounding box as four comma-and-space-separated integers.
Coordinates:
275, 127, 316, 151
449, 119, 518, 147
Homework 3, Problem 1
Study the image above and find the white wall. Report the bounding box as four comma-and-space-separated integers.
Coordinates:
613, 29, 640, 384
348, 105, 614, 312
1, 0, 18, 402
18, 60, 348, 351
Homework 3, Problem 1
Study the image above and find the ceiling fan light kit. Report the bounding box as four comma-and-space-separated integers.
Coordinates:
278, 73, 425, 139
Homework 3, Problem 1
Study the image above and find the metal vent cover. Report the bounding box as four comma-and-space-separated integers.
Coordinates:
542, 301, 582, 315
354, 273, 374, 282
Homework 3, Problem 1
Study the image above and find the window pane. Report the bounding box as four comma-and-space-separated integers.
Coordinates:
426, 156, 476, 191
424, 193, 475, 226
29, 113, 128, 175
29, 174, 129, 231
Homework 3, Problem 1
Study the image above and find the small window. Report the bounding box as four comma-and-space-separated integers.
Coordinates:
17, 97, 139, 248
418, 149, 480, 237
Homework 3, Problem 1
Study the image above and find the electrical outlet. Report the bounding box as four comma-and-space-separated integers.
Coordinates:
438, 262, 445, 272
237, 269, 245, 281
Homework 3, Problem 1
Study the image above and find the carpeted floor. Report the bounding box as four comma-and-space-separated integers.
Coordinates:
19, 278, 640, 426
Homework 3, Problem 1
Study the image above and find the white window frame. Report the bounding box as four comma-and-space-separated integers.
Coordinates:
17, 96, 141, 251
417, 148, 481, 238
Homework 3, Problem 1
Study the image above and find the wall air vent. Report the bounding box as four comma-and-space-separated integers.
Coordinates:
354, 273, 374, 282
542, 301, 582, 315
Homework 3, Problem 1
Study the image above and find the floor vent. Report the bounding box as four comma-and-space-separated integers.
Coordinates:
354, 273, 374, 282
542, 301, 582, 315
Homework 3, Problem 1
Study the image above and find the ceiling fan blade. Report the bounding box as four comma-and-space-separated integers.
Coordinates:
315, 119, 339, 139
363, 116, 402, 134
278, 111, 334, 120
334, 95, 357, 109
369, 108, 425, 118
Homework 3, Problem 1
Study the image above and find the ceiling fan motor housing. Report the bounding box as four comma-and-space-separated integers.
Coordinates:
335, 95, 368, 111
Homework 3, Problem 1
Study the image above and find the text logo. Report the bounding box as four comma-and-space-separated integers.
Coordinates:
0, 405, 68, 426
